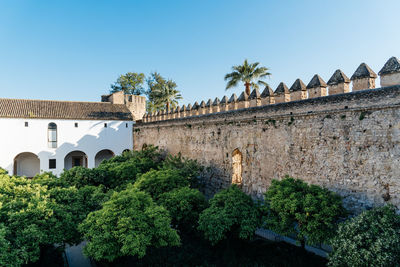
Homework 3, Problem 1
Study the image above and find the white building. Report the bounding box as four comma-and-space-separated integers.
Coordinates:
0, 91, 146, 176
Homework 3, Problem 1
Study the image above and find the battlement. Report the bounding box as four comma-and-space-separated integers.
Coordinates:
102, 91, 146, 121
142, 57, 400, 123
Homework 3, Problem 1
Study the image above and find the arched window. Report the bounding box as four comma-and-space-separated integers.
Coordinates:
232, 149, 243, 185
48, 123, 57, 148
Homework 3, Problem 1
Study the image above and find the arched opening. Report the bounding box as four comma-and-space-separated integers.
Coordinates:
64, 151, 88, 170
48, 123, 57, 148
95, 149, 115, 167
122, 149, 130, 154
13, 152, 40, 177
232, 149, 243, 185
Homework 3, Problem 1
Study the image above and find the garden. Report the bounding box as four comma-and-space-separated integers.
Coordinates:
0, 146, 399, 267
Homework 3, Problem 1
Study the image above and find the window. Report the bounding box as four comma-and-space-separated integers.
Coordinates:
126, 123, 128, 128
104, 123, 107, 128
25, 122, 28, 127
49, 159, 56, 169
48, 123, 57, 148
75, 123, 78, 128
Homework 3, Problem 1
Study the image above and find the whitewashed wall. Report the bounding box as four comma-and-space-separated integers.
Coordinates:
0, 118, 133, 176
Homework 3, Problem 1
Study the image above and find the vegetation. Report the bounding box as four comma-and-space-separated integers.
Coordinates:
263, 176, 347, 247
225, 59, 271, 95
110, 72, 146, 95
146, 72, 182, 111
79, 186, 180, 261
328, 205, 400, 267
198, 185, 261, 245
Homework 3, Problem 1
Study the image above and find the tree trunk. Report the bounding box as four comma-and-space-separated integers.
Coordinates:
166, 101, 170, 111
244, 82, 251, 95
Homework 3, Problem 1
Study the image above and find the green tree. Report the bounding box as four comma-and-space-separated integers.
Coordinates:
79, 186, 180, 261
224, 59, 271, 95
198, 185, 260, 245
110, 72, 146, 95
263, 176, 346, 248
329, 205, 400, 267
134, 169, 189, 200
147, 72, 182, 111
158, 187, 207, 231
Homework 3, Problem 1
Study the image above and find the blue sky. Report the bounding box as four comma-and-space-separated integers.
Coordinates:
0, 0, 399, 105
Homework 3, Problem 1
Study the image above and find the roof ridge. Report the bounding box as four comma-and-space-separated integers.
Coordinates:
0, 97, 114, 105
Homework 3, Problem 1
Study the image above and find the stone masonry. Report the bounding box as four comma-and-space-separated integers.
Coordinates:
134, 57, 400, 213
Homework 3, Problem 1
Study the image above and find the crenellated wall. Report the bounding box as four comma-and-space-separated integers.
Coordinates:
133, 57, 400, 213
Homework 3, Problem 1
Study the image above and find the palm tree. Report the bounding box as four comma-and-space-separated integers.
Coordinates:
147, 72, 182, 111
224, 59, 271, 95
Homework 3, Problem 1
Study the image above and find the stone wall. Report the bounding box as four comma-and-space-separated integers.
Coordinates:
134, 85, 400, 213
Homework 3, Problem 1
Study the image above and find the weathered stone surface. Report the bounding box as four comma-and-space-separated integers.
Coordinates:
238, 91, 249, 101
220, 96, 229, 104
134, 85, 400, 213
275, 82, 289, 95
351, 63, 377, 80
327, 69, 350, 85
379, 57, 400, 75
307, 74, 327, 88
249, 89, 261, 99
261, 85, 274, 97
228, 94, 238, 103
290, 79, 307, 92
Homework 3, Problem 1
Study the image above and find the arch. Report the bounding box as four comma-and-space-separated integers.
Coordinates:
232, 148, 243, 185
48, 122, 57, 148
95, 149, 115, 167
64, 151, 88, 170
13, 152, 40, 177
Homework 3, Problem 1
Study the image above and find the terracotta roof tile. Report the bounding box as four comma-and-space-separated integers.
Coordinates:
0, 98, 132, 120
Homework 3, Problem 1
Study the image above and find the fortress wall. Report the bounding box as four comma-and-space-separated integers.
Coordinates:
134, 85, 400, 213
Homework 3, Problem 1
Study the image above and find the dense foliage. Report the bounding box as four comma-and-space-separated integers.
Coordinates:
263, 176, 347, 247
110, 72, 146, 95
158, 187, 207, 231
328, 205, 400, 267
198, 185, 261, 245
79, 186, 180, 261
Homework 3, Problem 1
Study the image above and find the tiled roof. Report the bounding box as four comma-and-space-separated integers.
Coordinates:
0, 98, 132, 120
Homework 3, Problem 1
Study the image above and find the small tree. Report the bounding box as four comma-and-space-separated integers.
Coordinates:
263, 176, 346, 248
328, 205, 400, 267
224, 59, 271, 95
134, 169, 189, 200
158, 187, 208, 231
110, 72, 146, 95
79, 186, 180, 261
198, 185, 260, 245
147, 72, 182, 111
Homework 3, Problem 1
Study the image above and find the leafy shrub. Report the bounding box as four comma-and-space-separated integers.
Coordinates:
134, 169, 190, 199
160, 153, 203, 188
328, 205, 400, 267
263, 176, 346, 247
0, 175, 54, 266
158, 187, 208, 230
0, 167, 8, 175
198, 185, 260, 245
79, 186, 180, 261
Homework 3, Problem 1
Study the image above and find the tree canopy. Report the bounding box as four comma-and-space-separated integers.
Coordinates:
224, 59, 271, 95
263, 176, 347, 247
328, 205, 400, 267
110, 72, 146, 95
147, 72, 182, 111
198, 185, 261, 245
79, 186, 180, 261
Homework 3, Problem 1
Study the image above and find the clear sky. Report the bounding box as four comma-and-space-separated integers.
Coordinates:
0, 0, 399, 105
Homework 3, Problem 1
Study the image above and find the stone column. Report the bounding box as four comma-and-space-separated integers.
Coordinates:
327, 69, 351, 95
212, 98, 220, 113
205, 99, 213, 114
261, 85, 274, 105
199, 101, 206, 115
220, 96, 229, 111
192, 102, 200, 116
228, 94, 238, 110
307, 74, 327, 98
180, 105, 186, 118
351, 63, 377, 91
379, 57, 400, 87
249, 89, 261, 107
186, 104, 192, 117
237, 91, 249, 109
289, 79, 307, 101
274, 82, 290, 103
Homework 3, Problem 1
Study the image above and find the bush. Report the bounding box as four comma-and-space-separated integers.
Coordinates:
134, 169, 190, 199
328, 205, 400, 267
158, 187, 208, 231
198, 185, 260, 245
79, 186, 180, 261
263, 176, 346, 247
160, 153, 203, 188
0, 167, 8, 175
